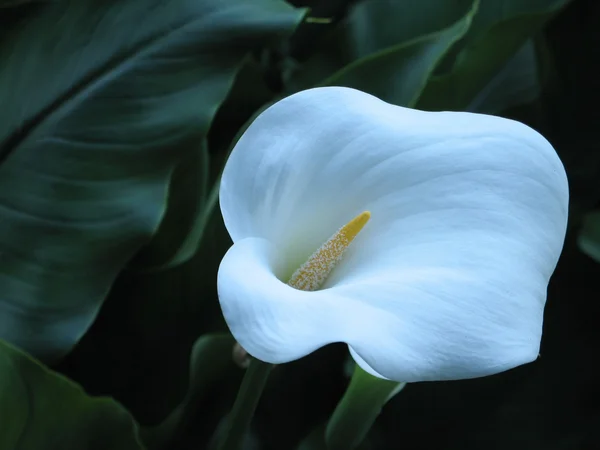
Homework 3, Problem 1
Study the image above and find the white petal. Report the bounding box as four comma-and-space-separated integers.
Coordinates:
217, 237, 340, 363
218, 87, 568, 382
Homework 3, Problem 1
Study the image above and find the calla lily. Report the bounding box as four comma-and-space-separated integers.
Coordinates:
217, 87, 569, 383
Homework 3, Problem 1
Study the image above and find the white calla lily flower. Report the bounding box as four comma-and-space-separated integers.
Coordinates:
217, 87, 569, 383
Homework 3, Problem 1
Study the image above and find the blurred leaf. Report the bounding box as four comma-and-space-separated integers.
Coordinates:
56, 204, 234, 425
297, 424, 328, 450
0, 2, 39, 38
341, 0, 473, 55
417, 0, 571, 111
577, 211, 600, 262
539, 0, 600, 214
129, 141, 209, 271
467, 38, 541, 113
254, 345, 349, 449
143, 334, 239, 450
0, 0, 40, 7
0, 339, 143, 450
320, 3, 478, 107
132, 55, 279, 272
210, 57, 279, 158
324, 365, 406, 450
285, 0, 475, 92
165, 179, 220, 269
0, 0, 305, 362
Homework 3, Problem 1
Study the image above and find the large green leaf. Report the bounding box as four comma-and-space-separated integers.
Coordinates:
417, 0, 571, 110
143, 56, 281, 271
284, 0, 475, 94
338, 0, 474, 54
0, 0, 305, 362
130, 59, 279, 272
0, 339, 143, 450
319, 4, 478, 108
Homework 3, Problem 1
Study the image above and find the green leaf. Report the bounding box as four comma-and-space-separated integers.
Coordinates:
297, 363, 407, 450
147, 55, 286, 270
467, 39, 541, 114
324, 365, 406, 450
284, 0, 475, 95
128, 140, 210, 271
577, 211, 600, 263
55, 195, 235, 427
319, 3, 478, 108
0, 0, 305, 363
417, 0, 572, 110
339, 0, 474, 55
297, 424, 328, 450
0, 339, 143, 450
130, 57, 279, 272
143, 333, 239, 450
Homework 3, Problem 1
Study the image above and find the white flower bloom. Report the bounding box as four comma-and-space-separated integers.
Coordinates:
217, 87, 569, 382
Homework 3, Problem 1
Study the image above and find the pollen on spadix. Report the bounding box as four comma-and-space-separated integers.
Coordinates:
287, 211, 371, 291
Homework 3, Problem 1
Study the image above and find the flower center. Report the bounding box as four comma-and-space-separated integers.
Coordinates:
287, 211, 371, 291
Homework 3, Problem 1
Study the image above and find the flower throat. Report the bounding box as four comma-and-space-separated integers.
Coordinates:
287, 211, 371, 291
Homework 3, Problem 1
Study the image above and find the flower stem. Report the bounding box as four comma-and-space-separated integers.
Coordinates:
325, 365, 406, 450
217, 358, 273, 450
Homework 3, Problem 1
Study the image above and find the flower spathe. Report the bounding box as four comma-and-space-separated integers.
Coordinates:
217, 87, 569, 383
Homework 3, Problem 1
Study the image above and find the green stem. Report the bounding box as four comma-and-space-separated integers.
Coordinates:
325, 365, 405, 450
217, 358, 273, 450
